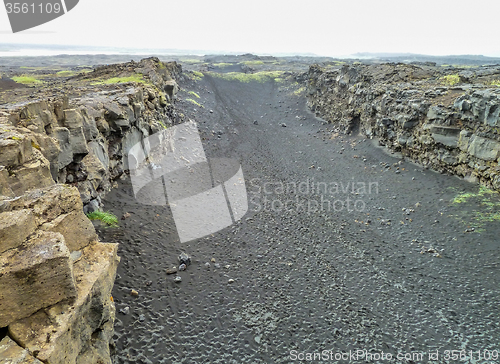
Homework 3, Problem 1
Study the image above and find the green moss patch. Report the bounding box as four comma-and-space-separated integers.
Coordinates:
56, 70, 77, 77
187, 91, 200, 98
293, 86, 306, 96
213, 63, 233, 68
441, 74, 460, 86
12, 75, 44, 85
186, 98, 204, 108
240, 60, 264, 66
91, 74, 146, 85
187, 71, 204, 81
450, 186, 500, 230
86, 211, 119, 227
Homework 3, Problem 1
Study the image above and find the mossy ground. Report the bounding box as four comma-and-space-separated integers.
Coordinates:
441, 74, 460, 86
91, 74, 146, 85
187, 91, 200, 98
12, 75, 44, 85
213, 63, 233, 68
186, 98, 204, 108
187, 71, 204, 81
240, 60, 264, 66
450, 186, 500, 231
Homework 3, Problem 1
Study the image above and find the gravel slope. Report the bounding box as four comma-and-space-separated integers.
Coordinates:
100, 75, 500, 364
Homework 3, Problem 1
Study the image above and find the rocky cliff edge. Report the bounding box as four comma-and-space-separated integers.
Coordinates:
307, 63, 500, 190
0, 57, 182, 363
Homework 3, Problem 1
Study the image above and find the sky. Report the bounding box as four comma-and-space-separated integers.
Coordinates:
1, 0, 500, 57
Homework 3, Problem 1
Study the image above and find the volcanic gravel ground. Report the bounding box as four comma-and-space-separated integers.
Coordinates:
98, 75, 500, 363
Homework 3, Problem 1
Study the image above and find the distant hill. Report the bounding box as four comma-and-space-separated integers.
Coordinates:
352, 53, 500, 65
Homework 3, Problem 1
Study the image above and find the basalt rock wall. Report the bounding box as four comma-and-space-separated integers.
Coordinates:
0, 58, 182, 363
307, 63, 500, 191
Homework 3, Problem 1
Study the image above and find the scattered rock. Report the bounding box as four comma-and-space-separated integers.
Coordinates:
119, 307, 130, 315
420, 246, 442, 258
121, 212, 131, 220
174, 276, 182, 283
166, 267, 178, 275
228, 279, 235, 284
130, 289, 139, 296
178, 263, 187, 271
178, 252, 191, 266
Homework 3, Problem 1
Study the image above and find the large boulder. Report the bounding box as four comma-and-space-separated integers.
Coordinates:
0, 231, 76, 328
9, 242, 119, 364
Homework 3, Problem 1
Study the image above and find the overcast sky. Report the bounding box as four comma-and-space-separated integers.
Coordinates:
1, 0, 500, 57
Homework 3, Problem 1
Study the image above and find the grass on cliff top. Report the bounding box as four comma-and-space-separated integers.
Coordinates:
441, 74, 460, 86
86, 211, 119, 227
240, 60, 264, 66
56, 70, 77, 77
450, 186, 500, 230
207, 71, 284, 83
187, 71, 204, 81
12, 75, 44, 85
91, 74, 146, 85
213, 62, 233, 68
55, 69, 92, 77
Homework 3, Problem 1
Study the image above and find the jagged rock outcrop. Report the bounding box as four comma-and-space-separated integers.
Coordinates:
307, 63, 500, 190
0, 58, 182, 363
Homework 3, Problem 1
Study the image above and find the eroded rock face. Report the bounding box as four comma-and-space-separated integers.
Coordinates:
307, 63, 500, 190
0, 58, 180, 363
